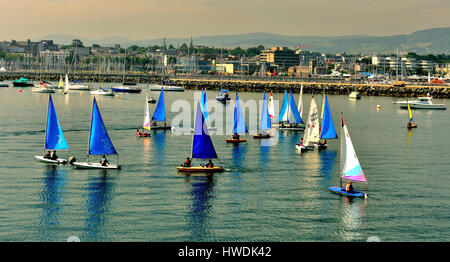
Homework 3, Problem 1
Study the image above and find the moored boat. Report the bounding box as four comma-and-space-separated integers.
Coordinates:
397, 97, 446, 110
13, 77, 34, 87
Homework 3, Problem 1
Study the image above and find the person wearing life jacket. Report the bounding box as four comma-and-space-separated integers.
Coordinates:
232, 133, 240, 140
100, 155, 109, 166
207, 160, 214, 168
51, 150, 58, 160
345, 181, 354, 193
44, 151, 51, 159
182, 157, 191, 167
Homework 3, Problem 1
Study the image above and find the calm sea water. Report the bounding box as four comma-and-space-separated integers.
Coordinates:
0, 81, 449, 242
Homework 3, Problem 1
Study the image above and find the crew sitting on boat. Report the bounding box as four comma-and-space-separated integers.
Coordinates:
344, 181, 354, 193
318, 139, 327, 146
51, 150, 58, 160
100, 154, 110, 166
44, 151, 51, 159
207, 160, 214, 168
297, 138, 303, 146
181, 157, 192, 167
152, 121, 157, 127
232, 133, 240, 139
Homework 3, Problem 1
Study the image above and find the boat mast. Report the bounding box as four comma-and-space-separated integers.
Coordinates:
339, 112, 343, 188
43, 95, 50, 152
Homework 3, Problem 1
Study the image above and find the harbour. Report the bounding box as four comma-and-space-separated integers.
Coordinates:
0, 84, 449, 241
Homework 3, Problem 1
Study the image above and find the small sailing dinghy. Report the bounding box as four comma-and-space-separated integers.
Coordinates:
296, 96, 320, 152
71, 97, 120, 169
316, 95, 338, 149
150, 88, 171, 130
254, 92, 272, 139
35, 95, 69, 164
407, 102, 417, 129
137, 96, 151, 137
226, 92, 247, 144
177, 102, 223, 173
328, 113, 368, 198
278, 90, 305, 131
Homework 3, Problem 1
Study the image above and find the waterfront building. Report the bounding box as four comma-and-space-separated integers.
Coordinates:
260, 46, 300, 69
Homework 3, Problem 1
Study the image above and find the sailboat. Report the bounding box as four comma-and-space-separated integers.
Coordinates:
317, 95, 338, 149
35, 95, 69, 164
137, 96, 151, 137
63, 74, 70, 94
407, 102, 417, 129
226, 92, 247, 144
298, 84, 303, 118
72, 97, 120, 169
268, 90, 275, 119
58, 76, 64, 89
177, 102, 224, 173
328, 113, 368, 198
279, 90, 304, 131
254, 92, 272, 139
112, 49, 142, 93
150, 88, 171, 130
90, 56, 114, 96
295, 96, 320, 152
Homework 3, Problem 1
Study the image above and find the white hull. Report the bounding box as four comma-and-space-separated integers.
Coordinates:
32, 87, 55, 93
69, 84, 91, 90
90, 90, 114, 96
349, 91, 361, 99
400, 104, 446, 110
72, 162, 120, 169
35, 155, 67, 164
150, 84, 184, 92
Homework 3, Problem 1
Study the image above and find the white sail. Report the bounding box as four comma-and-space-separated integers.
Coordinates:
268, 91, 275, 119
64, 74, 70, 92
340, 115, 366, 182
143, 96, 151, 130
302, 97, 320, 146
298, 84, 303, 118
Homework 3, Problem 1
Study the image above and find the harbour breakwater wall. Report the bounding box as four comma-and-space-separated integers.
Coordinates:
170, 78, 450, 98
1, 72, 449, 98
0, 72, 163, 84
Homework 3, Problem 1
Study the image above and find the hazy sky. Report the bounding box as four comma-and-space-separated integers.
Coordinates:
2, 0, 449, 40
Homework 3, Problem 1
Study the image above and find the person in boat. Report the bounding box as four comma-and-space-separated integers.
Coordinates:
319, 139, 327, 146
298, 138, 303, 146
280, 122, 285, 128
100, 154, 109, 166
182, 157, 192, 167
207, 160, 214, 168
136, 129, 141, 135
51, 150, 58, 160
152, 121, 157, 127
44, 151, 51, 159
344, 181, 354, 193
163, 122, 167, 127
232, 133, 240, 140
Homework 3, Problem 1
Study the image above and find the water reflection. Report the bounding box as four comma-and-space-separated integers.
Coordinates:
338, 197, 367, 241
83, 175, 115, 241
140, 135, 151, 163
232, 143, 247, 168
152, 131, 166, 164
38, 165, 67, 241
259, 144, 270, 170
319, 150, 337, 184
186, 175, 215, 241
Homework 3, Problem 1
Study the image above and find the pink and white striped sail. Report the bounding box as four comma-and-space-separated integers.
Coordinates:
143, 96, 151, 130
340, 114, 367, 182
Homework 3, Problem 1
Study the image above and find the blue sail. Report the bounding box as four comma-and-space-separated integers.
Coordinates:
233, 93, 247, 134
289, 90, 303, 124
278, 90, 288, 122
321, 96, 338, 139
260, 92, 271, 130
201, 89, 209, 123
152, 88, 166, 121
192, 102, 217, 159
88, 98, 117, 155
45, 95, 69, 150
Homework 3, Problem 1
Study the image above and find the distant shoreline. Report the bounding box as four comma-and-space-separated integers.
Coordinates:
1, 72, 449, 98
